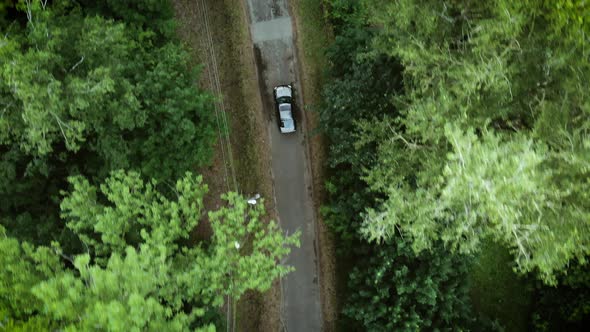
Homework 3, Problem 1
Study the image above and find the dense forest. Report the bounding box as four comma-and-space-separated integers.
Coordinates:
0, 1, 297, 330
2, 0, 590, 331
318, 0, 589, 330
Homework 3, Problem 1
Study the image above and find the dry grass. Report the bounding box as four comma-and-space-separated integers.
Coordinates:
289, 1, 337, 331
172, 0, 280, 331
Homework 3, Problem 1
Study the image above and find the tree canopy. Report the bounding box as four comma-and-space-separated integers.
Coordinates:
343, 240, 475, 331
354, 0, 590, 284
0, 1, 298, 330
320, 0, 589, 329
0, 0, 215, 244
1, 171, 298, 330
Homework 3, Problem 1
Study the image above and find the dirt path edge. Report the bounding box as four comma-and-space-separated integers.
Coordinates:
288, 1, 338, 331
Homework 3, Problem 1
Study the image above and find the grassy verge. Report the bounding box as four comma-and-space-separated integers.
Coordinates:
294, 0, 330, 102
291, 0, 336, 331
172, 0, 278, 330
469, 240, 533, 331
202, 0, 279, 330
207, 0, 263, 194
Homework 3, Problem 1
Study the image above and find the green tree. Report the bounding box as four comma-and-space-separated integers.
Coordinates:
0, 225, 61, 320
192, 192, 300, 330
362, 126, 589, 282
0, 1, 215, 244
61, 171, 299, 305
60, 170, 207, 261
32, 248, 204, 332
318, 22, 402, 245
355, 0, 590, 283
203, 192, 300, 301
524, 0, 590, 46
318, 3, 482, 330
343, 239, 475, 331
78, 0, 176, 39
1, 3, 214, 178
1, 171, 298, 330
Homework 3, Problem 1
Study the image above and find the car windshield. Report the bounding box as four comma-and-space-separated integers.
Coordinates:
277, 96, 291, 104
279, 103, 291, 112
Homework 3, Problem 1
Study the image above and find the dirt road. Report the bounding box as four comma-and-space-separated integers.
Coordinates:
243, 0, 322, 331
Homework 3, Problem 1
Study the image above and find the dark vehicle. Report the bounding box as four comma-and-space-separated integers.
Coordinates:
273, 84, 296, 134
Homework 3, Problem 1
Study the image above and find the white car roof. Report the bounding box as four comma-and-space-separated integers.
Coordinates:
279, 106, 292, 120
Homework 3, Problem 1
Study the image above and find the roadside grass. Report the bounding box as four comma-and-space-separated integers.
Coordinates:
207, 0, 262, 194
204, 0, 277, 330
175, 0, 336, 329
173, 0, 277, 330
469, 240, 533, 331
173, 0, 265, 196
295, 0, 330, 104
291, 0, 337, 330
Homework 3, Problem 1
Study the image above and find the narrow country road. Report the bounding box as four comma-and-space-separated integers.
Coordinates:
242, 0, 322, 331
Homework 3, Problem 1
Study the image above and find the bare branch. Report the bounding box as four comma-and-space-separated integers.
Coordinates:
50, 111, 71, 147
387, 123, 423, 150
54, 247, 75, 265
24, 0, 34, 28
1, 102, 13, 118
70, 56, 85, 72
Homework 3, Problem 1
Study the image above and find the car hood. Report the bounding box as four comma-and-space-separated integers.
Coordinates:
275, 86, 292, 99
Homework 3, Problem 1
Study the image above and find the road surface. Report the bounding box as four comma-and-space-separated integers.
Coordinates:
243, 0, 322, 331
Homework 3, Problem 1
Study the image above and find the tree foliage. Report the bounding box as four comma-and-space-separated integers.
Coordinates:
525, 0, 590, 46
202, 192, 299, 302
77, 0, 176, 38
318, 22, 401, 245
0, 225, 61, 320
318, 1, 482, 329
343, 239, 475, 331
1, 172, 298, 330
33, 248, 199, 332
61, 170, 206, 261
355, 0, 590, 283
0, 1, 297, 330
0, 1, 215, 244
321, 0, 590, 328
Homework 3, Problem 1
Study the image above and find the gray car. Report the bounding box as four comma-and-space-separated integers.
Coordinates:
273, 84, 296, 134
